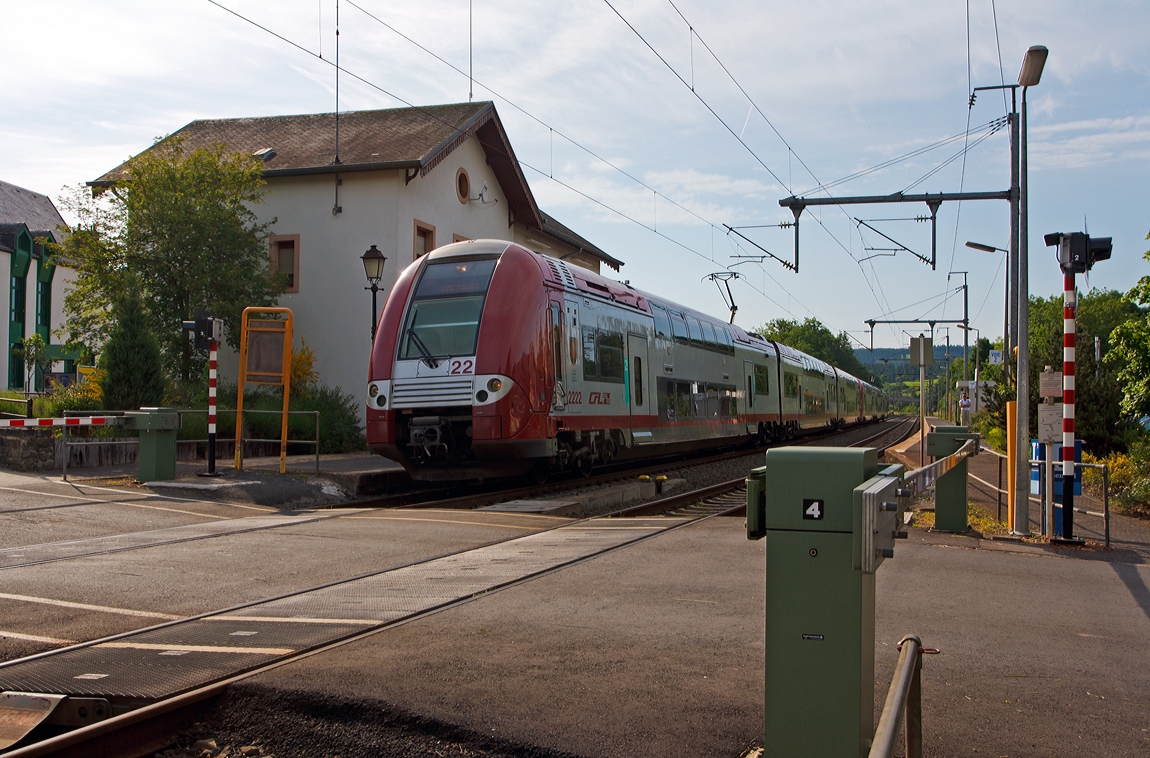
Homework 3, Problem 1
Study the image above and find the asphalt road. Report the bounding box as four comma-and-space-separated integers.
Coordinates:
1, 456, 1148, 756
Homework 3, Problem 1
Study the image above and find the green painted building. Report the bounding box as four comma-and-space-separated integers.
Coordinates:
0, 180, 76, 392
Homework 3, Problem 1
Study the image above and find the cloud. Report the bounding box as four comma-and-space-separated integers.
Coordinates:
1029, 115, 1150, 169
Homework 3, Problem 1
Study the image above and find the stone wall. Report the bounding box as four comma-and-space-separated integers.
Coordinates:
0, 432, 284, 472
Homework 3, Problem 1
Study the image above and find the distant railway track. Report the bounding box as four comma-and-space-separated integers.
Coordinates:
0, 417, 917, 758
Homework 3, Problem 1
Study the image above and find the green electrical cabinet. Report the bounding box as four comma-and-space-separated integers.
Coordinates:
746, 447, 901, 757
926, 426, 979, 533
124, 407, 181, 482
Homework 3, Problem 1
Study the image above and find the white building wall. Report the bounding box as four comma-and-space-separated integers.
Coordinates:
220, 136, 520, 418
51, 266, 78, 372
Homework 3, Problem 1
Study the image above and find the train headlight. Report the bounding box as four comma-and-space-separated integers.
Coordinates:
368, 384, 379, 398
377, 394, 386, 408
476, 390, 489, 403
487, 378, 502, 392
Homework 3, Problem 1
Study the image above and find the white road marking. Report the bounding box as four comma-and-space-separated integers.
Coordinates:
0, 485, 229, 520
0, 630, 76, 644
0, 592, 180, 620
95, 641, 294, 655
210, 615, 376, 625
66, 482, 276, 513
345, 515, 543, 529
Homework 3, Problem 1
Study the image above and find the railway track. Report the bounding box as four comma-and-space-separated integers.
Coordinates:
355, 415, 915, 512
0, 417, 917, 758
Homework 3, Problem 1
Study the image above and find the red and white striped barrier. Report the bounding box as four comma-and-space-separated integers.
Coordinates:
207, 339, 219, 474
0, 416, 124, 428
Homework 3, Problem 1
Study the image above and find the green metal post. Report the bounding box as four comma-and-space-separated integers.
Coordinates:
747, 447, 901, 757
125, 407, 180, 482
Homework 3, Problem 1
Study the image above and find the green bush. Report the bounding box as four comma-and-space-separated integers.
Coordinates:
178, 381, 364, 454
101, 286, 165, 411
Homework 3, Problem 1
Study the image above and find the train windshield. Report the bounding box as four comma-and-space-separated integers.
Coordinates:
400, 258, 498, 359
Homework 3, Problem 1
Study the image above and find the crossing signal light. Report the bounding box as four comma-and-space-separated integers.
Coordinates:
1044, 232, 1112, 275
181, 308, 223, 350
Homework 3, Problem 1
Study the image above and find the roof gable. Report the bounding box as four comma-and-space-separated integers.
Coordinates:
0, 180, 67, 238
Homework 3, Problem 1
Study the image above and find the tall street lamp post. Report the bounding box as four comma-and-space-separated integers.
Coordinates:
1014, 44, 1048, 537
971, 44, 1047, 536
361, 244, 388, 340
965, 240, 1009, 375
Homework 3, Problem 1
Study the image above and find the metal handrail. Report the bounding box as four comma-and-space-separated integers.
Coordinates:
869, 635, 938, 758
902, 438, 978, 496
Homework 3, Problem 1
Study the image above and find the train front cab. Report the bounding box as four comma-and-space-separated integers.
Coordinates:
366, 240, 555, 481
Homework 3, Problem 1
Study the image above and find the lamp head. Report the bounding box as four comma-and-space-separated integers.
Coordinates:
361, 244, 387, 284
1018, 45, 1048, 87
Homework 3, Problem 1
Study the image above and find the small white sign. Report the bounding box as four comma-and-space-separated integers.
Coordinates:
1040, 371, 1064, 398
1038, 403, 1062, 444
989, 349, 1003, 365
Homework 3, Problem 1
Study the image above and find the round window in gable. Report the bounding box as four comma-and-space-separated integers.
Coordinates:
456, 168, 471, 204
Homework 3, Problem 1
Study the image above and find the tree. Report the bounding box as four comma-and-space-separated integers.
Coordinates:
1028, 288, 1139, 454
53, 137, 284, 381
13, 333, 52, 393
101, 285, 165, 412
1109, 236, 1150, 418
755, 317, 874, 381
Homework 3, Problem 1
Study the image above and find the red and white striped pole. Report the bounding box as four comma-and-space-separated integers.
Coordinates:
207, 339, 219, 476
1061, 273, 1076, 539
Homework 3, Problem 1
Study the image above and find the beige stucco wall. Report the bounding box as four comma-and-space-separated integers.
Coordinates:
50, 266, 77, 372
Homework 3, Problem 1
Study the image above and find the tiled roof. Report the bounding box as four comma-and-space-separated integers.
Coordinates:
539, 211, 623, 271
90, 102, 623, 270
94, 102, 493, 182
0, 180, 67, 238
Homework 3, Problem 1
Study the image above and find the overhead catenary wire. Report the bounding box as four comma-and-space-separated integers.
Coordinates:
208, 0, 810, 324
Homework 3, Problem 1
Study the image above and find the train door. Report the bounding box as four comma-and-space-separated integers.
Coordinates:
627, 333, 652, 444
549, 303, 565, 411
564, 299, 582, 414
743, 359, 756, 434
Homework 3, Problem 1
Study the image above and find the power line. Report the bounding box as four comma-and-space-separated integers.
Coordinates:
207, 0, 808, 322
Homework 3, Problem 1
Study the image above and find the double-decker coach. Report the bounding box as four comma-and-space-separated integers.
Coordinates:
366, 239, 885, 481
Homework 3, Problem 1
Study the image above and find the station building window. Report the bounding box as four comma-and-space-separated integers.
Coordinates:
414, 220, 436, 260
269, 234, 300, 293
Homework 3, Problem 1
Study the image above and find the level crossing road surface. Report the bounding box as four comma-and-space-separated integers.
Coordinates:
1, 463, 1148, 755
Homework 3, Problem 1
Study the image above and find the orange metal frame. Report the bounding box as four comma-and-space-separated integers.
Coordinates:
235, 307, 294, 474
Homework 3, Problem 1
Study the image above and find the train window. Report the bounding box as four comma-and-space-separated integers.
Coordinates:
676, 381, 693, 419
720, 386, 736, 418
658, 378, 675, 420
411, 258, 496, 298
701, 322, 718, 350
686, 317, 704, 346
718, 326, 734, 354
651, 303, 672, 339
671, 312, 690, 344
597, 332, 624, 383
784, 372, 799, 398
705, 384, 720, 418
550, 305, 563, 387
633, 357, 643, 406
582, 327, 598, 379
754, 365, 770, 395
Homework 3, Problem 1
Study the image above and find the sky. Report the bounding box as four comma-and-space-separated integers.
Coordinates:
3, 0, 1149, 353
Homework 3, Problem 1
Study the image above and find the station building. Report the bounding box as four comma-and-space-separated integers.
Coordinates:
0, 180, 76, 392
92, 102, 621, 414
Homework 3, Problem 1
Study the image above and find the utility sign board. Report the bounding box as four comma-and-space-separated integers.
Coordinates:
1038, 403, 1062, 444
1040, 371, 1064, 398
909, 337, 933, 367
989, 350, 1003, 365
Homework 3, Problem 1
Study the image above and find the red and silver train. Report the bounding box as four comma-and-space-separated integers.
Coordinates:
366, 240, 888, 481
